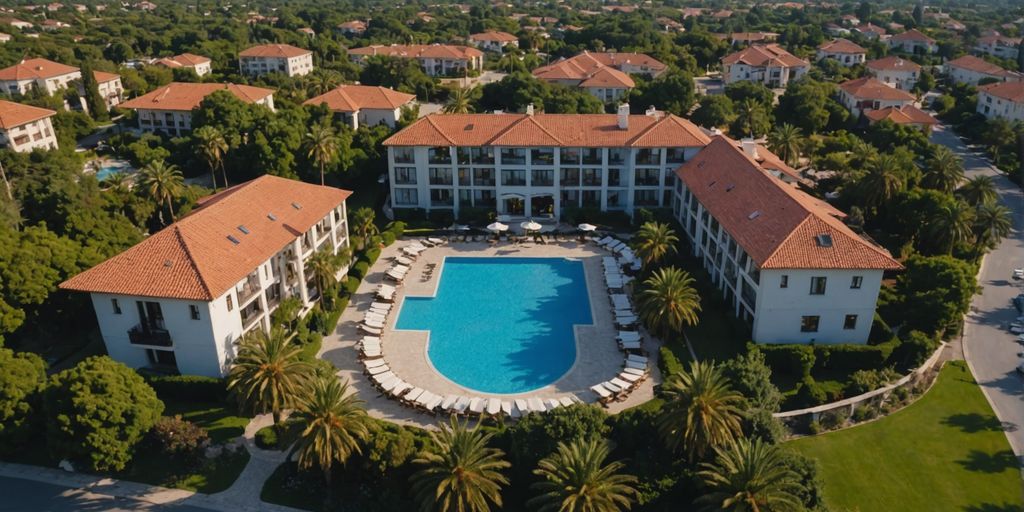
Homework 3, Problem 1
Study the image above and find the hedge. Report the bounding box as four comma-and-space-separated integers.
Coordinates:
381, 231, 396, 247
364, 247, 382, 265
343, 277, 360, 295
758, 344, 815, 379
658, 346, 685, 378
349, 261, 370, 281
759, 341, 900, 378
143, 374, 228, 403
868, 313, 895, 345
386, 221, 406, 238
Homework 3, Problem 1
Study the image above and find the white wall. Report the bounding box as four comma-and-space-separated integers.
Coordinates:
816, 51, 865, 67
0, 116, 58, 152
869, 69, 918, 90
359, 107, 402, 128
977, 91, 1024, 122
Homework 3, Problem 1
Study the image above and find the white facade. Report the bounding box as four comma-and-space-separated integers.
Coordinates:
96, 77, 124, 108
947, 65, 1021, 86
838, 90, 912, 117
977, 90, 1024, 122
338, 107, 404, 130
889, 39, 937, 54
0, 115, 57, 152
469, 37, 518, 53
192, 61, 212, 76
239, 53, 314, 77
0, 69, 80, 95
975, 39, 1020, 60
135, 95, 274, 136
723, 62, 807, 88
868, 68, 918, 90
816, 49, 865, 67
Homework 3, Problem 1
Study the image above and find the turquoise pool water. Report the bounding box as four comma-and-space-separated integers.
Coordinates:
396, 257, 592, 394
96, 165, 128, 181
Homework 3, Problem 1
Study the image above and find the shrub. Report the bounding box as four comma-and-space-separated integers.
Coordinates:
812, 343, 894, 374
343, 277, 360, 295
349, 261, 370, 281
868, 313, 896, 344
456, 206, 492, 224
501, 404, 609, 470
744, 407, 787, 444
819, 408, 849, 430
0, 348, 47, 453
45, 356, 164, 471
363, 421, 420, 478
778, 451, 828, 510
151, 415, 209, 463
255, 425, 278, 449
364, 247, 382, 265
760, 344, 815, 379
888, 330, 939, 370
143, 374, 228, 403
794, 376, 828, 408
845, 368, 901, 396
658, 345, 685, 379
807, 420, 822, 435
380, 231, 396, 246
386, 220, 406, 238
852, 405, 878, 423
723, 348, 783, 412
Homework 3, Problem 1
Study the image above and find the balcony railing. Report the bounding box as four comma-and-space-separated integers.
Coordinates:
128, 325, 173, 347
237, 276, 262, 304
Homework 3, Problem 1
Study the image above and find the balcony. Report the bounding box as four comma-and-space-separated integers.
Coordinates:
128, 325, 173, 347
236, 275, 262, 304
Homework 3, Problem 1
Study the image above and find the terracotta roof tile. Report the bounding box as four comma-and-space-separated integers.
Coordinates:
865, 55, 921, 72
890, 28, 935, 43
239, 43, 311, 58
0, 57, 78, 80
469, 31, 518, 42
155, 53, 211, 68
533, 51, 662, 87
60, 175, 352, 301
722, 44, 808, 68
0, 99, 54, 129
120, 82, 274, 112
93, 70, 119, 83
979, 81, 1024, 103
839, 77, 916, 101
348, 44, 482, 60
864, 104, 937, 125
303, 85, 415, 112
946, 55, 1020, 79
817, 38, 866, 54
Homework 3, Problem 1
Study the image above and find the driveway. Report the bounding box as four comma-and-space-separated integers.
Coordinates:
0, 475, 212, 512
931, 123, 1024, 462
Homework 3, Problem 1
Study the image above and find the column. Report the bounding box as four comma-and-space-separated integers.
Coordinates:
292, 238, 309, 305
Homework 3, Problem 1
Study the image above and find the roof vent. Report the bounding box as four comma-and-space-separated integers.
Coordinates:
267, 213, 277, 221
725, 184, 735, 192
227, 235, 241, 245
291, 202, 302, 210
748, 211, 762, 220
816, 234, 833, 247
708, 180, 717, 188
237, 225, 250, 234
163, 259, 172, 267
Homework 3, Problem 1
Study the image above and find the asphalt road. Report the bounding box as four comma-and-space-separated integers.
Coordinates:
931, 123, 1024, 461
0, 476, 213, 512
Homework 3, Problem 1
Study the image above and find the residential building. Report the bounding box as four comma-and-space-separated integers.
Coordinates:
974, 34, 1021, 61
838, 77, 916, 117
721, 44, 809, 88
40, 19, 69, 31
977, 81, 1024, 121
816, 39, 867, 67
532, 51, 668, 102
0, 57, 80, 95
60, 175, 353, 377
0, 18, 33, 30
382, 108, 711, 219
297, 27, 315, 38
154, 53, 212, 76
121, 82, 275, 136
0, 33, 10, 43
825, 23, 850, 37
348, 44, 483, 77
864, 104, 937, 133
304, 85, 415, 129
336, 20, 367, 36
94, 70, 124, 108
729, 32, 779, 45
671, 136, 902, 344
468, 31, 519, 52
866, 56, 921, 90
888, 29, 937, 54
238, 43, 314, 78
945, 55, 1022, 85
852, 23, 887, 40
0, 100, 57, 151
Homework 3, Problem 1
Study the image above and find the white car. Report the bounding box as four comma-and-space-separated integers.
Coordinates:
1013, 326, 1024, 334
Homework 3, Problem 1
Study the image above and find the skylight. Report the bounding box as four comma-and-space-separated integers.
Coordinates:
748, 211, 761, 220
237, 225, 250, 235
267, 213, 277, 221
816, 234, 833, 247
227, 235, 241, 245
291, 202, 302, 210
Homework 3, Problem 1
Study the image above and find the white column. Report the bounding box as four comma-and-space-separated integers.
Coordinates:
292, 238, 309, 305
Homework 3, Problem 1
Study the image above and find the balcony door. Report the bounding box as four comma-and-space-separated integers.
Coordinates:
136, 301, 165, 332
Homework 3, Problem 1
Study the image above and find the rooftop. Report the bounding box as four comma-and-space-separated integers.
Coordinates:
0, 99, 55, 129
838, 77, 916, 101
120, 82, 274, 112
818, 38, 867, 54
946, 55, 1021, 79
864, 104, 937, 125
154, 53, 211, 68
239, 43, 311, 59
304, 85, 415, 112
348, 44, 483, 60
865, 55, 921, 72
0, 57, 78, 81
722, 44, 808, 68
890, 28, 935, 44
468, 31, 518, 42
979, 81, 1024, 103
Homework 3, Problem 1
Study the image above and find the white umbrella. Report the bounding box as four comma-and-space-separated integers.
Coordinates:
487, 222, 509, 233
520, 220, 542, 232
577, 223, 597, 232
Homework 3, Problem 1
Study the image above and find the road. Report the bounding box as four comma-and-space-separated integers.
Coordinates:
0, 476, 213, 512
931, 123, 1024, 462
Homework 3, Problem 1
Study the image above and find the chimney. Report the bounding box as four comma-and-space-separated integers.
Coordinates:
525, 103, 534, 116
645, 105, 658, 117
617, 103, 630, 130
740, 138, 759, 159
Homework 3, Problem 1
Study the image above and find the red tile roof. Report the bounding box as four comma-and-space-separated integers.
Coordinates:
946, 55, 1021, 79
383, 112, 711, 148
865, 56, 921, 73
348, 44, 483, 60
676, 137, 902, 270
239, 43, 311, 58
890, 28, 935, 44
154, 53, 211, 68
93, 70, 120, 83
722, 44, 808, 68
303, 85, 415, 112
979, 81, 1024, 103
864, 104, 937, 125
120, 82, 274, 112
469, 31, 518, 42
533, 53, 635, 88
817, 38, 866, 54
0, 99, 54, 129
838, 77, 916, 101
0, 57, 78, 80
586, 51, 667, 71
60, 175, 353, 301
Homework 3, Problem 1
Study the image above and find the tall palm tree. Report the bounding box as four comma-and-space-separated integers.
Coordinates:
696, 439, 803, 512
658, 360, 745, 461
227, 327, 311, 427
306, 69, 342, 97
637, 266, 701, 338
410, 416, 510, 512
306, 246, 351, 306
957, 175, 998, 206
767, 123, 804, 166
528, 438, 638, 512
928, 200, 975, 254
194, 125, 229, 191
443, 85, 475, 114
293, 376, 369, 488
734, 98, 766, 138
972, 202, 1013, 257
858, 154, 904, 211
351, 207, 379, 248
632, 221, 678, 269
305, 123, 340, 186
136, 160, 184, 225
921, 146, 964, 193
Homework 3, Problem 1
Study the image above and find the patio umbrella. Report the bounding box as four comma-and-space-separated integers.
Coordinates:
487, 222, 509, 233
577, 223, 597, 232
520, 220, 542, 232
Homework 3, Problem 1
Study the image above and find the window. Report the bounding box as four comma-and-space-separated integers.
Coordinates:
427, 147, 451, 164
394, 188, 418, 205
501, 170, 526, 186
428, 168, 452, 185
500, 148, 526, 165
560, 148, 580, 165
531, 169, 553, 186
226, 294, 234, 312
111, 298, 122, 314
394, 147, 414, 164
189, 305, 200, 320
582, 168, 602, 186
429, 189, 453, 206
560, 168, 580, 186
844, 314, 858, 330
851, 276, 863, 289
780, 275, 788, 288
635, 168, 660, 186
394, 167, 416, 185
810, 276, 827, 295
472, 168, 495, 186
801, 315, 820, 332
531, 148, 554, 165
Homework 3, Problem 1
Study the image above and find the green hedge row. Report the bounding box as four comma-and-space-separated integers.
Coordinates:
143, 374, 228, 403
658, 345, 685, 378
758, 340, 900, 379
349, 261, 370, 281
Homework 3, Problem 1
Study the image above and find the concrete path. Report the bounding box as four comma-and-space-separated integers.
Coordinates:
206, 414, 294, 511
931, 123, 1024, 463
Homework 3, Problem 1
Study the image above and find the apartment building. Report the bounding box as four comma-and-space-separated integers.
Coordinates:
974, 34, 1021, 61
348, 44, 483, 77
671, 137, 902, 344
864, 104, 937, 133
121, 82, 275, 136
382, 107, 711, 219
154, 53, 213, 76
94, 70, 124, 108
60, 175, 353, 377
0, 99, 57, 151
888, 29, 938, 54
721, 44, 809, 87
838, 77, 916, 117
945, 55, 1022, 86
0, 57, 80, 95
977, 81, 1024, 122
865, 56, 920, 91
468, 31, 519, 52
239, 44, 314, 77
815, 38, 867, 67
304, 84, 415, 129
532, 51, 666, 102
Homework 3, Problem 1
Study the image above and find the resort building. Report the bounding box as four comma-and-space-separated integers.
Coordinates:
852, 23, 887, 40
721, 44, 809, 88
336, 20, 367, 36
865, 56, 920, 91
60, 175, 353, 377
837, 77, 916, 117
888, 29, 937, 54
945, 55, 1023, 86
238, 43, 314, 78
382, 107, 711, 219
532, 51, 667, 102
468, 31, 519, 52
864, 105, 937, 133
348, 44, 483, 77
671, 137, 902, 344
0, 57, 80, 95
154, 53, 213, 76
977, 81, 1024, 121
974, 34, 1021, 60
815, 39, 867, 67
304, 85, 415, 129
94, 70, 124, 109
121, 82, 275, 136
0, 100, 57, 152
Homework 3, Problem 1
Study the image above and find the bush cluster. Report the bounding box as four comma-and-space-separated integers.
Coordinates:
143, 374, 228, 403
150, 415, 209, 463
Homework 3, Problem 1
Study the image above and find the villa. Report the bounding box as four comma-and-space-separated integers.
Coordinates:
336, 20, 367, 36
0, 57, 80, 95
60, 175, 353, 377
945, 55, 1022, 86
974, 34, 1021, 60
721, 44, 809, 88
120, 82, 275, 136
815, 39, 867, 67
0, 99, 57, 151
94, 70, 124, 109
888, 29, 937, 54
304, 85, 415, 129
532, 51, 666, 101
347, 44, 483, 77
672, 137, 902, 344
977, 81, 1024, 121
238, 43, 314, 78
382, 107, 710, 219
837, 77, 916, 117
866, 56, 920, 91
153, 53, 213, 76
864, 105, 937, 133
468, 31, 519, 52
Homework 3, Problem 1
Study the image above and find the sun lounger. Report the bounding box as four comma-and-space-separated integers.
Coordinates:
424, 393, 444, 411
623, 367, 646, 377
380, 376, 403, 392
618, 331, 641, 341
528, 397, 546, 413
371, 371, 396, 385
546, 398, 561, 410
614, 308, 635, 317
610, 377, 632, 391
627, 354, 649, 364
615, 316, 638, 326
441, 395, 459, 410
404, 387, 424, 402
359, 324, 383, 335
365, 358, 386, 369
500, 401, 514, 415
365, 312, 386, 322
428, 237, 446, 245
591, 383, 612, 400
596, 236, 614, 246
453, 396, 471, 413
363, 318, 385, 329
395, 256, 413, 266
469, 398, 486, 414
385, 270, 405, 282
514, 398, 529, 414
618, 372, 641, 383
486, 398, 502, 415
558, 396, 575, 407
362, 347, 381, 358
367, 364, 390, 376
625, 360, 646, 371
620, 341, 642, 350
361, 340, 381, 350
602, 380, 623, 393
414, 391, 435, 409
390, 381, 412, 397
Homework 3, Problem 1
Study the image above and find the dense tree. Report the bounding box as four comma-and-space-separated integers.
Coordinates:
359, 56, 437, 100
767, 124, 804, 166
972, 202, 1013, 257
136, 160, 185, 224
628, 69, 696, 116
857, 154, 906, 212
722, 349, 783, 413
0, 348, 47, 453
658, 361, 745, 461
632, 221, 678, 269
528, 438, 638, 512
691, 95, 735, 129
442, 85, 477, 114
983, 118, 1016, 165
306, 245, 350, 307
637, 266, 702, 338
724, 81, 774, 108
921, 146, 964, 193
293, 376, 369, 490
927, 200, 975, 255
731, 98, 771, 138
193, 125, 229, 190
476, 73, 602, 114
502, 404, 610, 470
411, 416, 510, 512
227, 327, 311, 428
776, 78, 846, 134
78, 61, 109, 122
351, 207, 379, 248
957, 175, 998, 206
888, 255, 977, 336
696, 439, 803, 512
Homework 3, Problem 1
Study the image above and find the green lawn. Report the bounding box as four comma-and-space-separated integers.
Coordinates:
162, 401, 249, 443
787, 361, 1023, 512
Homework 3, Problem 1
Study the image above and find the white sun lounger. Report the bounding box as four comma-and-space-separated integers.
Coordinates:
362, 347, 381, 358
390, 381, 412, 397
615, 316, 638, 325
365, 358, 386, 369
361, 341, 381, 351
486, 398, 502, 415
359, 324, 382, 335
371, 371, 396, 385
441, 395, 459, 410
453, 396, 471, 413
591, 383, 612, 399
514, 398, 530, 414
596, 236, 614, 246
380, 376, 403, 392
602, 380, 623, 393
628, 354, 649, 364
618, 372, 641, 383
623, 367, 646, 376
528, 397, 546, 413
625, 360, 646, 370
469, 398, 485, 414
414, 391, 435, 408
367, 365, 390, 376
395, 256, 413, 266
558, 396, 575, 407
371, 302, 392, 310
385, 271, 405, 282
401, 248, 420, 258
404, 388, 424, 402
610, 377, 632, 391
428, 237, 446, 245
546, 398, 561, 410
500, 401, 514, 415
376, 290, 395, 302
618, 331, 641, 341
363, 318, 385, 329
620, 341, 642, 350
425, 393, 445, 411
365, 311, 386, 321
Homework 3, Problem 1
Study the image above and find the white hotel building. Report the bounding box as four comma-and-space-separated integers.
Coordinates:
61, 176, 352, 377
382, 107, 711, 219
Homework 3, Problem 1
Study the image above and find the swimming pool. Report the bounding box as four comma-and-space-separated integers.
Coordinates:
396, 257, 592, 394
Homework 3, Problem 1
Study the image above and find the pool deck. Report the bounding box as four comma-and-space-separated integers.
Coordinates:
319, 238, 663, 429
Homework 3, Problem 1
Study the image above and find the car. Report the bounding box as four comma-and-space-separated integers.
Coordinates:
1018, 363, 1024, 376
1012, 326, 1024, 334
1015, 295, 1024, 314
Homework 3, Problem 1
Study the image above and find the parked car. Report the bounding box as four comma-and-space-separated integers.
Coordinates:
1014, 294, 1024, 314
1017, 363, 1024, 376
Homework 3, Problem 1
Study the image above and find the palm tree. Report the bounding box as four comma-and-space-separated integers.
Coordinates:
351, 207, 379, 248
921, 146, 964, 193
734, 98, 766, 138
858, 154, 904, 211
410, 416, 510, 512
306, 69, 342, 97
658, 360, 745, 461
227, 327, 311, 428
136, 160, 184, 225
637, 266, 701, 338
928, 200, 975, 254
194, 125, 229, 191
972, 202, 1013, 257
983, 117, 1015, 165
957, 175, 998, 206
528, 438, 638, 512
293, 376, 369, 488
304, 123, 340, 186
632, 221, 678, 269
443, 85, 475, 114
695, 439, 803, 512
767, 124, 804, 166
306, 246, 351, 306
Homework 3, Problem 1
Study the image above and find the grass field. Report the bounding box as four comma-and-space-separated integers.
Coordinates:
787, 361, 1023, 512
